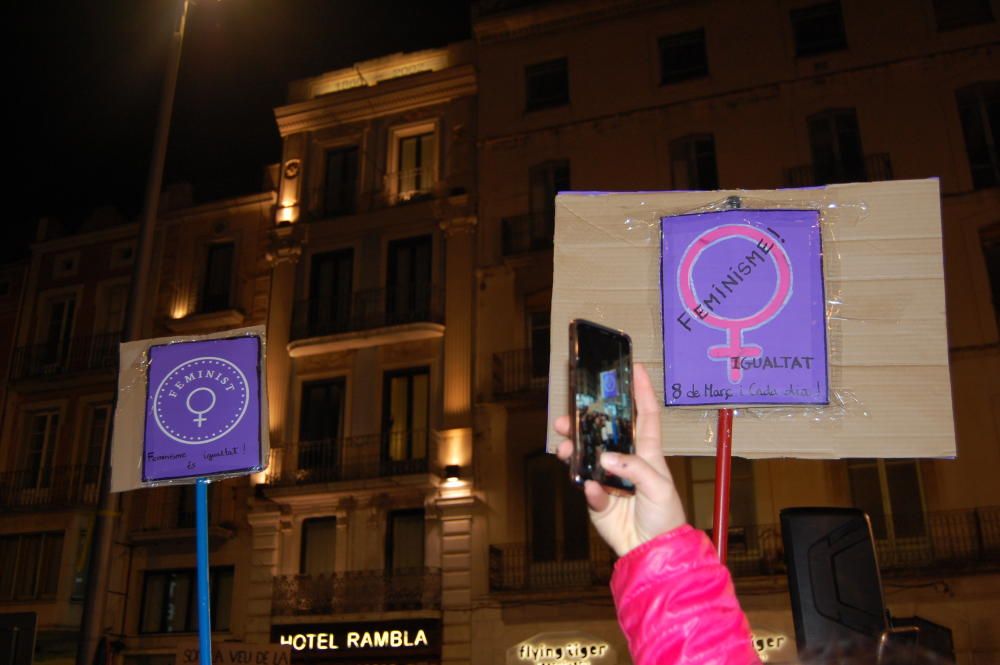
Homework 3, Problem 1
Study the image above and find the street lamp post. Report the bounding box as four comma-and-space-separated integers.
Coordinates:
75, 3, 191, 664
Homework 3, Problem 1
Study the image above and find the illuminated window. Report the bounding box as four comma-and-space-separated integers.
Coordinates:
324, 146, 358, 216
670, 134, 719, 190
957, 82, 1000, 189
388, 124, 437, 203
790, 2, 847, 57
525, 58, 569, 111
658, 29, 708, 85
382, 367, 429, 474
933, 0, 993, 30
847, 460, 926, 540
807, 108, 865, 184
200, 243, 235, 313
140, 567, 233, 633
0, 532, 63, 600
301, 517, 337, 575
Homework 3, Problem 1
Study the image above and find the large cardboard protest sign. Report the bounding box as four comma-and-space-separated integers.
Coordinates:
662, 208, 828, 406
111, 326, 269, 492
546, 180, 955, 459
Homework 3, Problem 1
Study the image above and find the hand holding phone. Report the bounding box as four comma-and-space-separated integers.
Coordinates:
569, 319, 637, 495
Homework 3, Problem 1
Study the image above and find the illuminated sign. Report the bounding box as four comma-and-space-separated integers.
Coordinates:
507, 633, 617, 665
750, 632, 792, 662
270, 619, 440, 662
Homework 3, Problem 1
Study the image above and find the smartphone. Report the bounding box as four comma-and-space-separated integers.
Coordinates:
568, 319, 636, 495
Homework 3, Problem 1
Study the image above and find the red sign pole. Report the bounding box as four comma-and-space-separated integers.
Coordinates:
712, 408, 734, 563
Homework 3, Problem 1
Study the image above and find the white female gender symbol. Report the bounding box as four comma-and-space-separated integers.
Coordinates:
185, 386, 217, 428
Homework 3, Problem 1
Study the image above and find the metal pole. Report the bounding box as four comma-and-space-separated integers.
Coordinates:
76, 4, 190, 665
195, 478, 213, 665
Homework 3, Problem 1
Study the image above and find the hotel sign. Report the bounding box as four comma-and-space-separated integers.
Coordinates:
271, 619, 440, 662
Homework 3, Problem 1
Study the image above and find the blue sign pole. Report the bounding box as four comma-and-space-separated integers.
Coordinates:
196, 477, 212, 665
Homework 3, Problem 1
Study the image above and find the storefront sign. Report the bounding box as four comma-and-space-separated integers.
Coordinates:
270, 619, 440, 662
176, 642, 290, 665
661, 208, 829, 406
751, 631, 794, 662
507, 632, 617, 665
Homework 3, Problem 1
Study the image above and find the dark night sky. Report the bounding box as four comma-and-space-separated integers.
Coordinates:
7, 1, 473, 261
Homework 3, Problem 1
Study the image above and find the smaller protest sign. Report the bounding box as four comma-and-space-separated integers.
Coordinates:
661, 208, 828, 407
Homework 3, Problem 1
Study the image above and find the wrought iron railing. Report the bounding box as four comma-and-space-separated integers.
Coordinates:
10, 333, 120, 381
0, 465, 101, 509
502, 212, 553, 256
290, 286, 443, 340
492, 349, 548, 398
489, 539, 616, 592
783, 153, 893, 188
489, 509, 1000, 592
272, 568, 441, 615
269, 431, 430, 486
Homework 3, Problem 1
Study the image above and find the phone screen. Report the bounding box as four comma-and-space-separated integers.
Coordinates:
571, 320, 635, 492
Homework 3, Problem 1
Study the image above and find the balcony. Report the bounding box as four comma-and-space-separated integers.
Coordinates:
488, 509, 1000, 593
502, 212, 553, 256
272, 568, 441, 615
10, 333, 119, 382
290, 286, 444, 342
489, 540, 616, 592
492, 349, 548, 400
783, 153, 893, 188
384, 167, 438, 205
268, 431, 431, 486
0, 465, 101, 510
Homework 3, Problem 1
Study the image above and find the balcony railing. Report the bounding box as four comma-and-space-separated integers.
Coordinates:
384, 167, 438, 204
492, 349, 548, 399
272, 568, 441, 615
269, 431, 430, 486
0, 465, 101, 509
783, 153, 893, 188
489, 509, 1000, 592
10, 333, 120, 381
489, 540, 616, 592
290, 286, 444, 341
502, 212, 553, 256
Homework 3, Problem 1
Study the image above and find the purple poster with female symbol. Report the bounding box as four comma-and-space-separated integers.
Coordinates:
661, 208, 828, 406
142, 335, 263, 481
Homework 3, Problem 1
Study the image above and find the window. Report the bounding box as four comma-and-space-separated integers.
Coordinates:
177, 485, 197, 529
525, 453, 589, 562
110, 241, 135, 269
82, 403, 112, 485
790, 2, 847, 57
981, 224, 1000, 328
39, 293, 76, 366
0, 532, 64, 600
382, 367, 429, 473
200, 243, 234, 313
53, 253, 79, 279
525, 58, 569, 111
957, 82, 1000, 189
670, 134, 719, 190
933, 0, 993, 30
386, 235, 432, 324
301, 517, 337, 575
140, 567, 233, 633
386, 509, 424, 571
19, 410, 60, 490
308, 249, 354, 335
503, 160, 570, 255
528, 310, 551, 380
394, 131, 436, 202
688, 457, 755, 531
658, 29, 708, 85
298, 379, 346, 476
848, 460, 926, 540
96, 283, 128, 336
324, 146, 359, 216
807, 108, 866, 184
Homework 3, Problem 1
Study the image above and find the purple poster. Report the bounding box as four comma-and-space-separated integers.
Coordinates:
661, 208, 828, 406
142, 335, 263, 481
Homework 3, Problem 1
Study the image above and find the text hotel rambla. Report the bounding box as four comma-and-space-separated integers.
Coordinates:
279, 629, 428, 651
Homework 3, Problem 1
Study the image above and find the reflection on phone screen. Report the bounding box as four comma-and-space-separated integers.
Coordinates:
574, 323, 634, 490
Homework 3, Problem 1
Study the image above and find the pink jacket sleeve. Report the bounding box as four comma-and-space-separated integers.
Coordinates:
611, 525, 760, 665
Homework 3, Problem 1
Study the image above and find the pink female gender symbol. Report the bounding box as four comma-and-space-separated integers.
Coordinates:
677, 224, 793, 383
